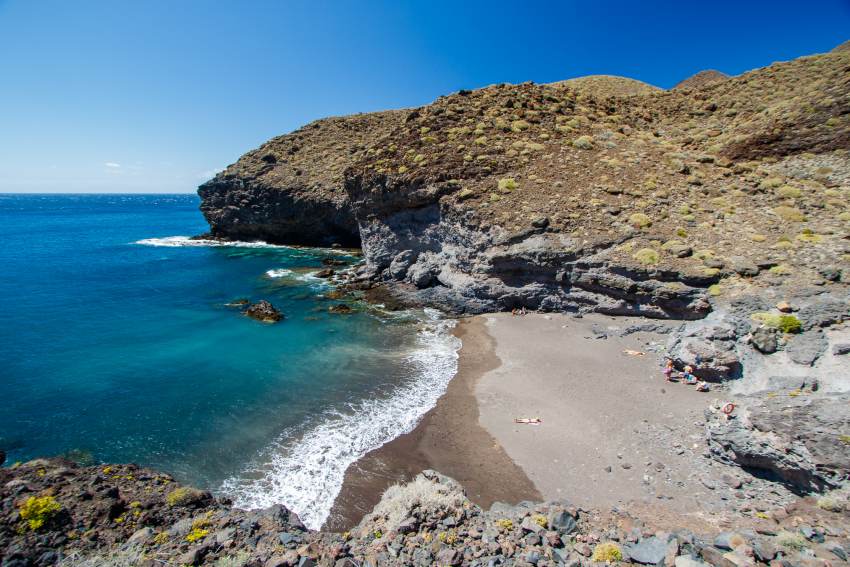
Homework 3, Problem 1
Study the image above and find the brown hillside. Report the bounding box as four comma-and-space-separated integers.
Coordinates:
671, 69, 731, 90
832, 38, 850, 53
549, 75, 662, 97
201, 46, 850, 305
349, 48, 850, 282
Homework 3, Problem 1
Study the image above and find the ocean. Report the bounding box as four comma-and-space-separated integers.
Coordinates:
0, 193, 459, 529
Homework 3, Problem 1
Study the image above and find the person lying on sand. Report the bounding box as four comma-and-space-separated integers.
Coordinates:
696, 381, 710, 392
515, 418, 540, 424
622, 349, 644, 356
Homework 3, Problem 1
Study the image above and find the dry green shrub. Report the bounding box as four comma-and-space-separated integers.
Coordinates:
819, 487, 850, 512
633, 249, 659, 265
773, 206, 807, 222
778, 185, 802, 198
367, 475, 462, 533
628, 213, 652, 228
19, 496, 61, 531
776, 530, 808, 552
166, 486, 204, 507
592, 543, 623, 562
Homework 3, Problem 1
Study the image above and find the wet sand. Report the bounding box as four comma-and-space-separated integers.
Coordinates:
323, 316, 541, 532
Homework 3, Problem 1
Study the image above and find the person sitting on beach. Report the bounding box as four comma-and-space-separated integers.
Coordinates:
511, 308, 518, 316
521, 306, 527, 315
663, 360, 674, 382
696, 381, 710, 392
515, 417, 540, 423
680, 365, 697, 384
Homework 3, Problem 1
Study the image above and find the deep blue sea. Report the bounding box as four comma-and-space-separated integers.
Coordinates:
0, 193, 458, 528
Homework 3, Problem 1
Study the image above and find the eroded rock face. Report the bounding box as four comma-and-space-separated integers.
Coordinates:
345, 175, 711, 319
707, 394, 850, 490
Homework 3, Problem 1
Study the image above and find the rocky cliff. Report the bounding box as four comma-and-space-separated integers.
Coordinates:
197, 111, 406, 247
199, 46, 850, 320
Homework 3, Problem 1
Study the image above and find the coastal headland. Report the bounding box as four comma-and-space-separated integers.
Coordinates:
2, 40, 850, 567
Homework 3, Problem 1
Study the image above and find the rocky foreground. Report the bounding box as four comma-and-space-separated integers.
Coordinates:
3, 460, 850, 567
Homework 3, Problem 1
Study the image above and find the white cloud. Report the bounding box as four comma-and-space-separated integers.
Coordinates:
105, 163, 120, 168
197, 167, 223, 179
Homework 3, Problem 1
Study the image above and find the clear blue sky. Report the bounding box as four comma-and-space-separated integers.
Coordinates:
1, 0, 848, 193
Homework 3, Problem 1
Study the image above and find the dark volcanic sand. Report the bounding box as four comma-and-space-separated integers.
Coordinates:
323, 316, 541, 531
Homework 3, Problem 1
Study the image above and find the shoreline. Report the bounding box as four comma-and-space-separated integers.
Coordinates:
323, 315, 541, 532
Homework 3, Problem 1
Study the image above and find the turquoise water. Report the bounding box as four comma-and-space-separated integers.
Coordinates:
0, 194, 459, 528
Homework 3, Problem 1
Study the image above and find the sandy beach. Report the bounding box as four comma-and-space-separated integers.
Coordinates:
324, 316, 540, 531
326, 312, 757, 531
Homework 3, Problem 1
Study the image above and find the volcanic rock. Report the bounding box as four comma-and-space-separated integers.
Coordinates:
244, 300, 285, 322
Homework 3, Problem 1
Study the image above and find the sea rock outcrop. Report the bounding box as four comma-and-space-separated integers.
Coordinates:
244, 300, 285, 322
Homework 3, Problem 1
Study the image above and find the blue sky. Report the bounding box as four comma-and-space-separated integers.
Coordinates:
1, 0, 848, 193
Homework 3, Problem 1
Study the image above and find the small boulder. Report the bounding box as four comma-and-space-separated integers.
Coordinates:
178, 548, 203, 566
328, 304, 352, 314
315, 268, 335, 278
751, 327, 777, 354
818, 266, 840, 281
128, 527, 154, 545
732, 262, 759, 277
833, 343, 850, 356
531, 216, 550, 228
436, 549, 462, 566
397, 517, 419, 534
668, 245, 694, 258
752, 540, 777, 562
629, 537, 668, 565
520, 516, 545, 534
676, 557, 708, 567
777, 301, 792, 313
548, 509, 578, 535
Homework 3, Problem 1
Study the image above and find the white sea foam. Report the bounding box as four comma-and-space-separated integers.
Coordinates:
134, 236, 344, 255
265, 269, 293, 277
219, 310, 460, 530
